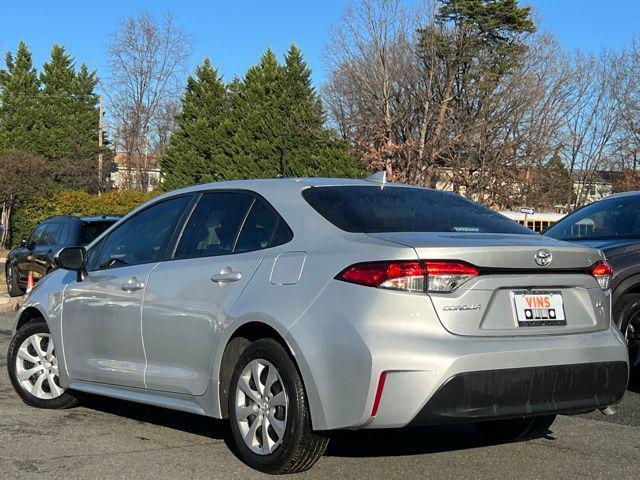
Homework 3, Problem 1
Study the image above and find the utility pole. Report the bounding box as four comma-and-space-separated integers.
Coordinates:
98, 95, 104, 194
279, 148, 287, 178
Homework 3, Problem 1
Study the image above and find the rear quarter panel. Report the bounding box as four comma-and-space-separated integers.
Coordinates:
219, 230, 418, 429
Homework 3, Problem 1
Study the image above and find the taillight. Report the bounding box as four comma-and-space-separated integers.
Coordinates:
337, 260, 478, 293
590, 260, 613, 290
424, 261, 479, 292
339, 261, 425, 292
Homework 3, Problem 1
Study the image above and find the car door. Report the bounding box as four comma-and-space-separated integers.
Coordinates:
141, 191, 289, 395
61, 195, 191, 388
30, 221, 63, 280
16, 224, 47, 281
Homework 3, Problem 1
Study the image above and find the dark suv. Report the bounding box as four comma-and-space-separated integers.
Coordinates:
5, 215, 119, 296
544, 192, 640, 376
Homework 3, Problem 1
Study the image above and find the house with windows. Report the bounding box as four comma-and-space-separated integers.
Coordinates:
110, 152, 161, 192
570, 170, 621, 205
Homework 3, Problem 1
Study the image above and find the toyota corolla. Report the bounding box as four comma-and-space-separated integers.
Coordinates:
7, 176, 629, 473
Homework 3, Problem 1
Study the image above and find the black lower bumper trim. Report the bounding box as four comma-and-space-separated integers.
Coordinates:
408, 361, 629, 426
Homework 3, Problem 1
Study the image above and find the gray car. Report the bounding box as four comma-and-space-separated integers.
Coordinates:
6, 177, 629, 474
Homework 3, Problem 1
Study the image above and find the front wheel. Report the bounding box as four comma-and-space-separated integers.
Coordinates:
228, 338, 328, 474
473, 414, 557, 443
7, 320, 78, 409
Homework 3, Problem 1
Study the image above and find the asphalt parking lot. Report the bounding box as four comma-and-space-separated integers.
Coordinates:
1, 312, 639, 480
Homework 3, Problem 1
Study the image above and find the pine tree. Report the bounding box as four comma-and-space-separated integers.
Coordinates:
0, 42, 41, 152
228, 48, 287, 178
279, 44, 362, 177
39, 45, 102, 191
229, 46, 362, 179
160, 47, 364, 187
160, 58, 232, 190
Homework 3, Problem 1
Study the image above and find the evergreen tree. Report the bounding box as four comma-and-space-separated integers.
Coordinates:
228, 48, 287, 178
228, 46, 362, 179
39, 45, 102, 191
160, 58, 232, 190
279, 44, 361, 177
160, 46, 363, 187
0, 42, 41, 152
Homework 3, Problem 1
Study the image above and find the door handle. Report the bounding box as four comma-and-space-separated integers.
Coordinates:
121, 277, 145, 292
211, 267, 242, 285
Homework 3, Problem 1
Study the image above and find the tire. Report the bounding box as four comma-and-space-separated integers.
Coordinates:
228, 338, 328, 474
6, 263, 24, 297
473, 414, 557, 443
614, 294, 640, 373
7, 320, 78, 409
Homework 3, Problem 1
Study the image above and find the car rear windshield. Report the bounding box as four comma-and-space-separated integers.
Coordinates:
301, 186, 534, 234
80, 220, 117, 245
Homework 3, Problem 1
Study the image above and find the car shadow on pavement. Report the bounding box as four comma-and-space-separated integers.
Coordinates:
324, 423, 552, 458
73, 392, 558, 460
74, 391, 231, 441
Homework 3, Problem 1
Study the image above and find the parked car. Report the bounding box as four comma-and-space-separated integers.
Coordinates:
5, 215, 119, 296
7, 178, 628, 474
544, 191, 640, 376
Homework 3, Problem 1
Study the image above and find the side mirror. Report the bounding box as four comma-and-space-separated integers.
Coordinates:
54, 247, 87, 272
20, 238, 28, 248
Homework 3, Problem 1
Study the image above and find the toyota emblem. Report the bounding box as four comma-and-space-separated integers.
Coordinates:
534, 249, 552, 267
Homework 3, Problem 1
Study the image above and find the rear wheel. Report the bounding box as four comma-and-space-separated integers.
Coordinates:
7, 320, 78, 409
473, 414, 556, 443
228, 338, 328, 474
6, 264, 24, 297
614, 294, 640, 374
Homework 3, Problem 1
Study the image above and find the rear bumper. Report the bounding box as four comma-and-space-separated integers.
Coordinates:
287, 282, 630, 430
407, 361, 628, 426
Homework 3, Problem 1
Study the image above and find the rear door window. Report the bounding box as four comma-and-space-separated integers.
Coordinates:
55, 222, 72, 245
175, 192, 254, 259
80, 221, 116, 245
235, 199, 285, 253
302, 186, 533, 235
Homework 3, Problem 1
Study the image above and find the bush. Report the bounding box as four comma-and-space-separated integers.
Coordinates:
10, 189, 157, 246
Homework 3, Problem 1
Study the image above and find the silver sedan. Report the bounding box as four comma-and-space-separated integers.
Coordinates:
7, 176, 629, 473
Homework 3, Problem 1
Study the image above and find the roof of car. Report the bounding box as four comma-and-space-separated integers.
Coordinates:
43, 215, 121, 223
163, 177, 423, 197
80, 215, 121, 222
603, 190, 640, 200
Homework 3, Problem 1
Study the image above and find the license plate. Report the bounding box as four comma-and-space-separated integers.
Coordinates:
513, 291, 566, 327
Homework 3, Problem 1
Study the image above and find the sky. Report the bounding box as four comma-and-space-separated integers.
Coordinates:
1, 0, 640, 92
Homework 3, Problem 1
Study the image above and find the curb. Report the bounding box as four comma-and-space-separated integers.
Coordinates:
0, 296, 20, 314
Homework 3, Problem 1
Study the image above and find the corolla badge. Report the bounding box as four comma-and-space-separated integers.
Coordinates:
534, 249, 553, 267
443, 304, 483, 311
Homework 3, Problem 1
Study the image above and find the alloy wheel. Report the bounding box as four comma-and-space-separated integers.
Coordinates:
235, 358, 288, 455
7, 266, 15, 294
15, 333, 63, 399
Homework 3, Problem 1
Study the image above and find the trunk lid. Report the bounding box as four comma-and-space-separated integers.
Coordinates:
368, 232, 602, 270
368, 232, 609, 337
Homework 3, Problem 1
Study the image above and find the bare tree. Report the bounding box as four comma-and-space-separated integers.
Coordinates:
324, 0, 415, 179
106, 11, 191, 190
610, 35, 640, 191
324, 0, 635, 212
558, 51, 622, 208
325, 0, 557, 204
